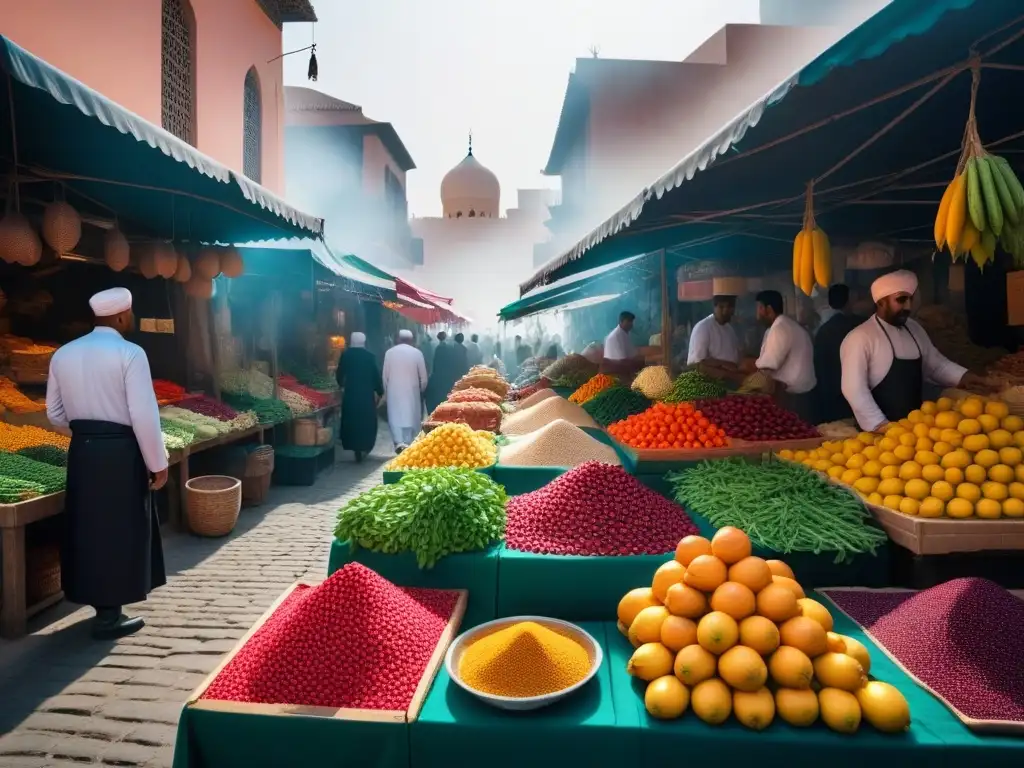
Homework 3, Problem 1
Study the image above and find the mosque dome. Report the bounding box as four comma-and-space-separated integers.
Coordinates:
440, 136, 500, 219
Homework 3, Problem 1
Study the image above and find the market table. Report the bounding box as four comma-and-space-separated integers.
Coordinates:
0, 491, 63, 638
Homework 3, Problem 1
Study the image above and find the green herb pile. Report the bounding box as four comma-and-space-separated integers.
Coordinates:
667, 458, 888, 563
16, 445, 68, 467
161, 418, 197, 450
663, 370, 726, 402
335, 468, 507, 568
583, 386, 651, 427
0, 476, 48, 503
283, 361, 338, 391
0, 452, 67, 495
222, 393, 292, 424
550, 372, 592, 390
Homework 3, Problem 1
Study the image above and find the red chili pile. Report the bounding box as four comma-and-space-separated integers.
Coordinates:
694, 395, 819, 441
201, 563, 459, 711
177, 395, 240, 422
824, 578, 1024, 723
505, 461, 698, 556
279, 376, 334, 409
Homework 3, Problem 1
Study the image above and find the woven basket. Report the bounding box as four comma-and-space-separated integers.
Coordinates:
10, 348, 54, 372
243, 445, 275, 478
241, 473, 271, 507
185, 475, 241, 537
26, 544, 61, 605
293, 419, 318, 446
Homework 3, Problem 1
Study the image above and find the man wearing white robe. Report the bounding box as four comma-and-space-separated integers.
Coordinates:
46, 288, 167, 639
687, 295, 740, 367
383, 330, 428, 450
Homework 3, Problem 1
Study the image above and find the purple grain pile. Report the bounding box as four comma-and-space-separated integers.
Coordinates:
825, 578, 1024, 723
178, 395, 240, 422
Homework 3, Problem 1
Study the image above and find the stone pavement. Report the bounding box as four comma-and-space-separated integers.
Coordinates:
0, 433, 393, 768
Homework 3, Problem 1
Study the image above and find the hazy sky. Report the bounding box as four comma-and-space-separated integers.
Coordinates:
283, 1, 760, 218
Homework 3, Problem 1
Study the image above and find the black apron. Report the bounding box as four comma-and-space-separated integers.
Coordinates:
779, 388, 817, 425
62, 420, 166, 608
813, 313, 858, 423
870, 317, 925, 423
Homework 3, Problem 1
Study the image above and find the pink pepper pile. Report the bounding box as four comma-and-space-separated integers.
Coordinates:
201, 563, 459, 711
176, 396, 240, 422
505, 461, 698, 556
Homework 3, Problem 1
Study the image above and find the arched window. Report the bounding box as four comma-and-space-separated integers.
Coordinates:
242, 68, 262, 182
161, 0, 196, 144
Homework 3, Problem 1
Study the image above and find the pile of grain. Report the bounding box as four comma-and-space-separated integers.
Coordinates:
514, 387, 558, 411
499, 419, 621, 467
501, 397, 597, 436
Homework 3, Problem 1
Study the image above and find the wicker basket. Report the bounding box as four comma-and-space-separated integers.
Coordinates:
26, 544, 61, 605
293, 419, 318, 446
243, 445, 275, 478
242, 473, 271, 507
186, 475, 241, 537
315, 427, 333, 446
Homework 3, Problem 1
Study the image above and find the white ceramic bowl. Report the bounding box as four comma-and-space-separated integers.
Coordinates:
444, 615, 603, 711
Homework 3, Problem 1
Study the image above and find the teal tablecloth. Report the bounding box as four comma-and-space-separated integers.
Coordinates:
492, 427, 629, 496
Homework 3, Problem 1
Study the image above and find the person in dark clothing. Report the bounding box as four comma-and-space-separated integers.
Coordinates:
336, 332, 383, 462
453, 332, 470, 378
514, 335, 530, 366
426, 332, 457, 412
814, 285, 860, 423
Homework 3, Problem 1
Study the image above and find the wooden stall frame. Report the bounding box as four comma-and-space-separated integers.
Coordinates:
0, 492, 64, 639
186, 580, 468, 724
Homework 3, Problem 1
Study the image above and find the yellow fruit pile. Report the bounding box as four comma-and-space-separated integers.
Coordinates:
620, 527, 910, 733
386, 422, 497, 470
781, 396, 1024, 519
792, 181, 831, 297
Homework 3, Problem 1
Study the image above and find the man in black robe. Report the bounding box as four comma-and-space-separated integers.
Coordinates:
336, 332, 383, 462
46, 288, 167, 640
814, 284, 860, 423
426, 332, 457, 413
452, 332, 470, 378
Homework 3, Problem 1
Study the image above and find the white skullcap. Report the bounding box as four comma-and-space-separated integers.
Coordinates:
350, 332, 366, 348
398, 329, 413, 341
89, 287, 132, 317
871, 270, 918, 303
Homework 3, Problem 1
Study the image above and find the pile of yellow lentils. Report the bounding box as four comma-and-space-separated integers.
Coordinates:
387, 422, 497, 470
0, 377, 46, 414
0, 423, 71, 452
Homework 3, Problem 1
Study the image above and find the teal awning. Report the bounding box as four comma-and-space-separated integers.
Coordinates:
233, 239, 395, 297
0, 35, 322, 244
521, 0, 995, 294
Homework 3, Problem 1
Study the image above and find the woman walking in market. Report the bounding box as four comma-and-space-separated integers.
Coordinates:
336, 332, 383, 462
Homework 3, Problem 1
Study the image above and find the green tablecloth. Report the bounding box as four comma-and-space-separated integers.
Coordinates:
492, 428, 629, 496
410, 622, 641, 768
496, 543, 666, 621
328, 539, 499, 628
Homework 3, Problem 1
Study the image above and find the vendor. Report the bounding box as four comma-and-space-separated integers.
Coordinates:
602, 311, 643, 375
687, 295, 740, 368
840, 270, 989, 432
814, 284, 859, 423
753, 290, 817, 422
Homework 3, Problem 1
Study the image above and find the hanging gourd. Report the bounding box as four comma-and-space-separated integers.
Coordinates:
155, 244, 179, 279
195, 248, 221, 280
138, 245, 160, 279
173, 254, 192, 283
219, 247, 244, 278
185, 275, 213, 299
104, 227, 130, 272
0, 212, 42, 266
42, 200, 81, 254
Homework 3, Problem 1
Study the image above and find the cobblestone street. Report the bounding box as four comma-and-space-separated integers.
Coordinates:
0, 436, 392, 767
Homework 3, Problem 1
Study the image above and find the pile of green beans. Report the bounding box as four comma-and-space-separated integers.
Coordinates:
663, 370, 726, 402
667, 458, 888, 563
583, 386, 651, 426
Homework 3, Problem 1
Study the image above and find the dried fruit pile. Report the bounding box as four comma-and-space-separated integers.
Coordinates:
201, 563, 459, 710
823, 578, 1023, 724
429, 401, 502, 432
447, 387, 503, 404
664, 370, 727, 403
387, 422, 497, 470
0, 423, 70, 452
632, 366, 674, 401
451, 370, 509, 398
620, 527, 910, 733
695, 396, 819, 442
505, 461, 697, 555
582, 386, 651, 427
501, 397, 597, 436
568, 374, 618, 405
499, 419, 620, 467
608, 402, 727, 451
0, 376, 45, 413
336, 468, 507, 567
668, 458, 888, 563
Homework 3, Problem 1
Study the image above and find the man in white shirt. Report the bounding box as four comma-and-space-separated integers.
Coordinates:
603, 311, 639, 361
383, 329, 429, 450
46, 288, 167, 640
754, 290, 817, 422
687, 295, 740, 367
840, 270, 987, 432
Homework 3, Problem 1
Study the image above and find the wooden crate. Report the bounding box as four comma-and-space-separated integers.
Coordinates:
867, 501, 1024, 556
186, 580, 468, 724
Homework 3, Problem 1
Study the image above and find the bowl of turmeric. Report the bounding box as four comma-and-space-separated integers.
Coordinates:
445, 615, 603, 711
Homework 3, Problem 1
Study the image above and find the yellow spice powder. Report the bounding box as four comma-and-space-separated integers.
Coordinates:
458, 621, 591, 698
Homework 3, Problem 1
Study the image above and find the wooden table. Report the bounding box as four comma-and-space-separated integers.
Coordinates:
0, 492, 65, 639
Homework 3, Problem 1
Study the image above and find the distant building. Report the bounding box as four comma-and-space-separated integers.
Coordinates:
284, 86, 419, 269
409, 137, 558, 328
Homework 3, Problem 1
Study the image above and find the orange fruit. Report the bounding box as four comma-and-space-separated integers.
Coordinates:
683, 554, 728, 592
727, 556, 773, 593
778, 616, 829, 658
797, 598, 835, 632
771, 575, 806, 600
765, 560, 796, 579
697, 611, 739, 655
674, 643, 718, 686
660, 615, 698, 652
755, 583, 800, 623
710, 581, 756, 620
711, 526, 752, 564
738, 615, 781, 656
617, 587, 661, 627
664, 583, 708, 618
768, 646, 814, 689
718, 645, 769, 692
651, 560, 687, 603
675, 535, 713, 566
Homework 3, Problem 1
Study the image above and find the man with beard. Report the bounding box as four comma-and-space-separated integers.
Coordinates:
840, 270, 988, 432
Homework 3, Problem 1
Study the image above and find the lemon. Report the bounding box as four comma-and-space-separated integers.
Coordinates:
914, 450, 938, 467
882, 495, 903, 511
897, 462, 922, 481
794, 451, 808, 462
985, 400, 1009, 419
1016, 464, 1024, 483
961, 434, 989, 453
978, 414, 1000, 434
976, 498, 1002, 519
845, 454, 866, 471
1015, 431, 1024, 449
857, 432, 875, 445
1010, 482, 1024, 500
999, 447, 1022, 466
945, 467, 965, 485
935, 411, 960, 430
941, 449, 970, 470
964, 464, 988, 485
898, 497, 920, 515
893, 445, 916, 462
907, 409, 924, 424
880, 465, 900, 480
843, 440, 862, 457
899, 418, 914, 430
1003, 497, 1024, 517
1001, 415, 1023, 432
921, 401, 938, 415
903, 478, 930, 501
989, 429, 1013, 450
877, 478, 905, 496
918, 497, 944, 518
958, 418, 982, 436
946, 498, 974, 518
879, 451, 900, 466
932, 441, 954, 457
940, 428, 964, 447
982, 481, 1008, 501
861, 446, 881, 461
974, 449, 999, 469
814, 459, 832, 472
827, 465, 846, 480
959, 397, 985, 419
867, 492, 884, 506
853, 477, 879, 494
898, 433, 917, 448
861, 460, 882, 478
988, 464, 1014, 484
912, 423, 930, 439
830, 453, 847, 466
929, 427, 943, 441
957, 483, 982, 502
935, 397, 954, 412
920, 464, 945, 483
816, 448, 832, 460
930, 480, 955, 501
877, 437, 897, 452
840, 469, 862, 485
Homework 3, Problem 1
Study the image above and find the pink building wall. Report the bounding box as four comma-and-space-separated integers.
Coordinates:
363, 135, 406, 196
1, 0, 285, 194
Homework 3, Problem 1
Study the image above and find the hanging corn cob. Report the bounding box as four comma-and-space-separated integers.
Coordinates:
934, 63, 1024, 269
792, 180, 831, 296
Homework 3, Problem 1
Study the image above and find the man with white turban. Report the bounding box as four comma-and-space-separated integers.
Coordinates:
840, 270, 987, 432
336, 331, 383, 461
383, 329, 428, 451
46, 287, 167, 639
